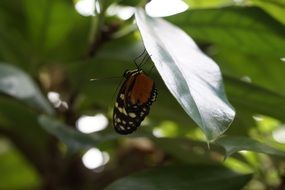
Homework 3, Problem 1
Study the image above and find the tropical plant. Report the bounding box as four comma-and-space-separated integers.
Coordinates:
0, 0, 285, 189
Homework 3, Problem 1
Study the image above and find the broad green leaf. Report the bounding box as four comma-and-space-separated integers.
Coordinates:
135, 9, 235, 141
169, 7, 285, 58
0, 0, 31, 66
0, 63, 54, 114
225, 76, 285, 122
216, 136, 285, 158
23, 0, 88, 51
0, 0, 90, 65
214, 49, 285, 95
105, 165, 252, 190
38, 115, 117, 151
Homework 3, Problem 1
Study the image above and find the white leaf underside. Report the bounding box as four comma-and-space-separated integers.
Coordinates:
135, 9, 235, 140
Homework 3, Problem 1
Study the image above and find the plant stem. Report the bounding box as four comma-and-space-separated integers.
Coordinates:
87, 0, 108, 57
88, 0, 104, 45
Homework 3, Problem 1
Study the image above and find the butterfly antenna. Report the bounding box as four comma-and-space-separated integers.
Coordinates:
89, 76, 121, 81
133, 49, 147, 69
139, 53, 151, 69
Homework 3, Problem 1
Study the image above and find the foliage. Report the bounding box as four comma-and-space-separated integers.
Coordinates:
0, 0, 285, 189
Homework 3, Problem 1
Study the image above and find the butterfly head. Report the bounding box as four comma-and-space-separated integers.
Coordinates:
123, 69, 142, 78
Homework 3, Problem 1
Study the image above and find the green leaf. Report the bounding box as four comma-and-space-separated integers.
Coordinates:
0, 63, 54, 114
250, 0, 285, 24
215, 49, 285, 95
135, 9, 235, 141
169, 7, 285, 58
38, 115, 117, 151
184, 0, 232, 8
0, 0, 90, 64
224, 110, 256, 136
105, 165, 252, 190
225, 76, 285, 122
23, 0, 88, 51
216, 136, 285, 158
0, 0, 30, 65
154, 138, 223, 164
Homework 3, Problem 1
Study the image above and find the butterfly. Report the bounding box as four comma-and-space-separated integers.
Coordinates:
113, 69, 157, 134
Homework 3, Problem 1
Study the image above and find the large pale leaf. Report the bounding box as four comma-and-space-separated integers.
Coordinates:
105, 165, 252, 190
0, 63, 53, 114
135, 9, 235, 140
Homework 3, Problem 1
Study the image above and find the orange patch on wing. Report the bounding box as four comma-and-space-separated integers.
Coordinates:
129, 74, 154, 105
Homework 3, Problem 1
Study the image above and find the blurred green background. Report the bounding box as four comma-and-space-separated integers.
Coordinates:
1, 0, 285, 189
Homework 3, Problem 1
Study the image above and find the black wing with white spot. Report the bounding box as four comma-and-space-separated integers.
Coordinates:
113, 91, 141, 135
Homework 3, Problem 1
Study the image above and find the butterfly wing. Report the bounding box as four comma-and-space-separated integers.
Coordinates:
113, 71, 157, 135
113, 72, 140, 134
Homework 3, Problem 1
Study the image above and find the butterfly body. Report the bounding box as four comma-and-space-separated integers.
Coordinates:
113, 69, 157, 134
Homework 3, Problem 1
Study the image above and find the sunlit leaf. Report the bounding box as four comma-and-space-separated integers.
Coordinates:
184, 0, 232, 8
135, 9, 235, 141
105, 165, 252, 190
0, 63, 54, 114
216, 136, 285, 158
